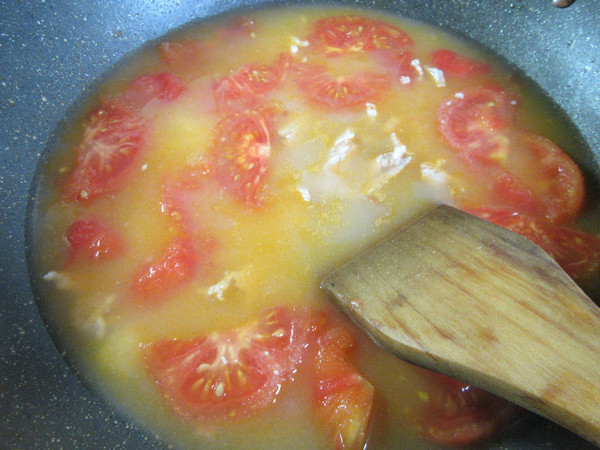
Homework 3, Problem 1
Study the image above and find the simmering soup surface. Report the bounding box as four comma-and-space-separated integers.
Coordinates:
31, 5, 600, 449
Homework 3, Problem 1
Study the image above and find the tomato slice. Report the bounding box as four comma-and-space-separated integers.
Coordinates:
466, 207, 600, 280
211, 103, 279, 207
311, 326, 374, 450
489, 171, 541, 218
308, 15, 413, 56
214, 62, 280, 107
461, 131, 585, 223
453, 130, 584, 224
419, 373, 520, 445
438, 85, 518, 165
132, 236, 198, 302
133, 163, 218, 303
62, 103, 147, 202
466, 207, 552, 246
294, 62, 391, 110
544, 225, 600, 280
145, 307, 310, 421
214, 55, 290, 110
431, 49, 491, 78
159, 162, 219, 273
158, 40, 207, 71
378, 49, 420, 85
511, 131, 585, 223
160, 162, 214, 233
158, 17, 255, 72
122, 72, 187, 109
213, 15, 256, 42
65, 217, 126, 264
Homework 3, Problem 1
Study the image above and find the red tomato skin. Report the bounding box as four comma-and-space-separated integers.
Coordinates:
466, 206, 559, 256
132, 236, 198, 302
308, 15, 413, 56
438, 85, 518, 165
466, 207, 600, 280
65, 217, 126, 264
62, 103, 147, 203
432, 49, 491, 78
311, 326, 374, 450
293, 62, 391, 110
144, 307, 311, 421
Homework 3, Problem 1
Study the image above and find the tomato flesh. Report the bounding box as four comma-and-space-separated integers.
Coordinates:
419, 373, 520, 445
62, 73, 187, 203
214, 62, 280, 107
438, 85, 518, 165
158, 40, 207, 71
62, 104, 147, 202
132, 236, 198, 302
439, 85, 585, 223
123, 72, 188, 109
311, 326, 374, 450
457, 131, 585, 224
378, 49, 420, 85
294, 62, 391, 110
158, 17, 255, 72
432, 49, 491, 78
467, 207, 600, 280
213, 15, 257, 42
308, 15, 413, 56
211, 103, 279, 207
545, 226, 600, 280
145, 307, 310, 421
65, 217, 126, 264
214, 55, 290, 110
161, 162, 215, 234
489, 171, 541, 218
513, 131, 585, 223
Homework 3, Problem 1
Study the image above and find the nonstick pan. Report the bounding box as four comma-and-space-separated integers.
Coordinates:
1, 0, 599, 448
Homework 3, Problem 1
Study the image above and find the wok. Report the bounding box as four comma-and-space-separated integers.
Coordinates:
1, 0, 599, 448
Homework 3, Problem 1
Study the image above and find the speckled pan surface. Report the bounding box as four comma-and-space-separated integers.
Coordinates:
1, 0, 598, 448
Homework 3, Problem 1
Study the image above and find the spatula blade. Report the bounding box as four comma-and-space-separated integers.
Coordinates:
322, 205, 600, 445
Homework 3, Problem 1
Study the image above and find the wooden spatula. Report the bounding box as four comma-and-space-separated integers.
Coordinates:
322, 204, 600, 446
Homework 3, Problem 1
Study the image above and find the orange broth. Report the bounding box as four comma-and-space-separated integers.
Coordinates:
30, 5, 600, 449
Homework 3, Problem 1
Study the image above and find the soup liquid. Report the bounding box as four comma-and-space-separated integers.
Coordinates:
30, 5, 600, 449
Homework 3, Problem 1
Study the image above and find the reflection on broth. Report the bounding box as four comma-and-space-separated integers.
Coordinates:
30, 5, 600, 449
